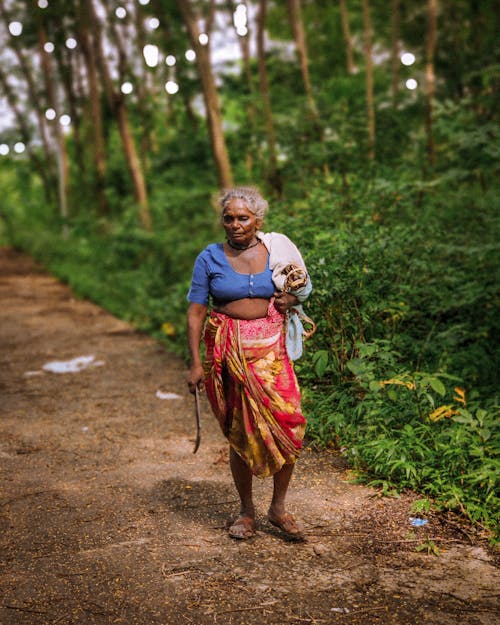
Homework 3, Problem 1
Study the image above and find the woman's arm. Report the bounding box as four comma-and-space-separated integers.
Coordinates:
186, 302, 208, 392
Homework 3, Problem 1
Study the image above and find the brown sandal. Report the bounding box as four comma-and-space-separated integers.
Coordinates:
268, 512, 304, 540
228, 515, 256, 540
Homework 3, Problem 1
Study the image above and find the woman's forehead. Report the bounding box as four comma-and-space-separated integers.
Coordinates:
223, 198, 253, 215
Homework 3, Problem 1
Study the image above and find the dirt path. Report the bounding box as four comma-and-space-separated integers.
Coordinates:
0, 247, 498, 625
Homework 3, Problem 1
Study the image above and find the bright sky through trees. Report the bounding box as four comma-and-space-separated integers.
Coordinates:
8, 21, 22, 36
401, 52, 416, 66
165, 80, 179, 95
143, 44, 159, 68
233, 3, 248, 36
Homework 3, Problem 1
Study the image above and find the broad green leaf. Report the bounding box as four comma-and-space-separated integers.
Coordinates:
429, 378, 446, 397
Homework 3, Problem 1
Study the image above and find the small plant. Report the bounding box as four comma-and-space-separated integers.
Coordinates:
416, 539, 441, 556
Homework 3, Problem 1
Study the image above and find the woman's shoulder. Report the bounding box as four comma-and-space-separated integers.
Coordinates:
198, 242, 223, 256
195, 242, 224, 265
258, 231, 298, 250
257, 231, 294, 244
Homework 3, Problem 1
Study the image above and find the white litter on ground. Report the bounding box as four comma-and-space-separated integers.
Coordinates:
23, 370, 43, 377
156, 390, 182, 400
42, 355, 105, 374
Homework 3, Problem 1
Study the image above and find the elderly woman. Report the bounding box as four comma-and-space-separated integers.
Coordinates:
186, 186, 312, 540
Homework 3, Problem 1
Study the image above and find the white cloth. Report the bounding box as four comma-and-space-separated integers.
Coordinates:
256, 231, 312, 359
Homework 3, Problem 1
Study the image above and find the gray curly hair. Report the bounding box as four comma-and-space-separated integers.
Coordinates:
219, 186, 268, 221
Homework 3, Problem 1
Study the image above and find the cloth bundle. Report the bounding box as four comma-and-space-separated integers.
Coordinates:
256, 231, 315, 360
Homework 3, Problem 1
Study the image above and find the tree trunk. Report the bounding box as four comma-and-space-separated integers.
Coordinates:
53, 44, 85, 178
37, 15, 70, 231
108, 10, 154, 167
0, 0, 55, 182
362, 0, 375, 160
425, 0, 437, 166
176, 0, 233, 189
85, 0, 151, 228
133, 1, 156, 159
391, 0, 400, 108
234, 0, 258, 173
256, 0, 281, 193
77, 6, 108, 214
0, 66, 53, 202
286, 0, 319, 120
339, 0, 355, 75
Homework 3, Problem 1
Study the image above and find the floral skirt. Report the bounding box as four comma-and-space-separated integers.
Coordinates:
204, 302, 306, 478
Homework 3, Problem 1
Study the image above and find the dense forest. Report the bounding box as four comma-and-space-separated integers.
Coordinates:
0, 0, 498, 538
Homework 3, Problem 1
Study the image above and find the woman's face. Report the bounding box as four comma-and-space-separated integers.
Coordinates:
222, 198, 262, 247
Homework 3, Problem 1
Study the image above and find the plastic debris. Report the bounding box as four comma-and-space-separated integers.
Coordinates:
156, 390, 182, 400
42, 355, 104, 374
331, 607, 350, 613
409, 517, 428, 527
81, 426, 89, 433
23, 370, 43, 377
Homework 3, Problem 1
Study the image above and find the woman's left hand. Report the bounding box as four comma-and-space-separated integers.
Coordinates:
273, 291, 299, 314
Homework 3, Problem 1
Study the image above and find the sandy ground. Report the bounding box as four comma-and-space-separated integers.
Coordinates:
0, 247, 498, 625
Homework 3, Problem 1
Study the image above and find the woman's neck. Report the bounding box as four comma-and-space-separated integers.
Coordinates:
226, 238, 260, 251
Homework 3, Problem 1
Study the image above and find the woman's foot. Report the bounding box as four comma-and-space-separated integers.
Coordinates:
228, 514, 256, 540
267, 510, 304, 540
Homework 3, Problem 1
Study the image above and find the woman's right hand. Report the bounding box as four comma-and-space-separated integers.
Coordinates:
186, 364, 204, 394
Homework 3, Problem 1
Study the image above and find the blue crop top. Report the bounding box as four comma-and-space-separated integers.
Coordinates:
188, 243, 275, 305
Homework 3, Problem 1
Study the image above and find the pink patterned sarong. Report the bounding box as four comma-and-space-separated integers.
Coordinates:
204, 302, 306, 478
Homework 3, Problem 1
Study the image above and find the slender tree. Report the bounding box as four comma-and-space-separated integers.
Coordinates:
131, 0, 157, 159
0, 0, 55, 182
391, 0, 400, 108
77, 2, 108, 214
286, 0, 319, 121
176, 0, 233, 189
0, 65, 53, 201
362, 0, 375, 160
339, 0, 355, 75
231, 0, 259, 173
85, 0, 151, 228
256, 0, 280, 193
106, 5, 155, 165
36, 11, 70, 229
425, 0, 437, 166
53, 41, 85, 177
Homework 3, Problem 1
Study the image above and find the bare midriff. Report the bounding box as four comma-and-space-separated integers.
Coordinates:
213, 297, 271, 320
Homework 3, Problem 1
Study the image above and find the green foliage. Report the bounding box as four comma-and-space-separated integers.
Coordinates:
304, 340, 499, 537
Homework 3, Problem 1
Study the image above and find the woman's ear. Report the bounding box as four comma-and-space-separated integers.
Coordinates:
255, 217, 263, 230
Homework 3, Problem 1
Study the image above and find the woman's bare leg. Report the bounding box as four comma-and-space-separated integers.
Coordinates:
269, 462, 294, 518
229, 447, 255, 516
268, 463, 304, 537
228, 448, 255, 538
